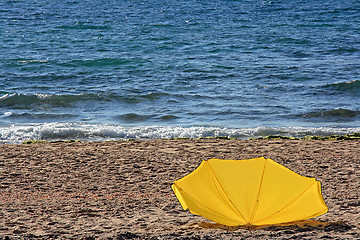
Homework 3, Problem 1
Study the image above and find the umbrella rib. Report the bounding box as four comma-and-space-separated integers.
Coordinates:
252, 181, 317, 225
248, 157, 267, 224
205, 161, 247, 224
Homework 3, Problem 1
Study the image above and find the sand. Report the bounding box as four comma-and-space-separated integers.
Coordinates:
0, 139, 358, 239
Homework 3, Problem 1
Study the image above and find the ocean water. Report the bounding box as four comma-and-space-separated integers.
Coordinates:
1, 0, 360, 143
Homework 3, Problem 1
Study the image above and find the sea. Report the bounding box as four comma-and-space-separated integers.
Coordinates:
1, 0, 360, 143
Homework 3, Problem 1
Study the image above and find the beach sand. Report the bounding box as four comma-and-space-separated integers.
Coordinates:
0, 139, 358, 239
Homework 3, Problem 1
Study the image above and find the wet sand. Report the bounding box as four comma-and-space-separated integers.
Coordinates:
0, 139, 359, 239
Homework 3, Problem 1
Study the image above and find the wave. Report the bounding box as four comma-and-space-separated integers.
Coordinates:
117, 113, 155, 122
116, 113, 180, 123
66, 58, 132, 68
302, 108, 360, 122
0, 93, 106, 109
62, 57, 150, 68
1, 112, 76, 121
16, 59, 50, 64
58, 23, 111, 30
0, 91, 172, 111
314, 79, 360, 97
328, 46, 359, 55
273, 37, 312, 45
321, 80, 360, 95
1, 123, 360, 144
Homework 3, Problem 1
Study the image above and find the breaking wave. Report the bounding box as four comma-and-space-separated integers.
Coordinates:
1, 123, 360, 144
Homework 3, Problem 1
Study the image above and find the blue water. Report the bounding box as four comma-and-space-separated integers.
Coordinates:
1, 0, 360, 143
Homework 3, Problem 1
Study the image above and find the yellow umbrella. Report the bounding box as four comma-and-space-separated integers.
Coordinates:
172, 157, 328, 226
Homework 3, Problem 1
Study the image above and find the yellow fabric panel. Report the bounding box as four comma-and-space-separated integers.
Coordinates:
172, 160, 247, 225
172, 183, 245, 225
251, 158, 319, 224
207, 157, 266, 223
253, 181, 328, 225
171, 184, 187, 210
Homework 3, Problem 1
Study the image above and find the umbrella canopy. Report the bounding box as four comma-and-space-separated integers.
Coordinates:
172, 157, 328, 226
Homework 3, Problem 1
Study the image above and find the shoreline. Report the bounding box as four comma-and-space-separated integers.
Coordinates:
13, 131, 360, 146
2, 123, 360, 145
0, 139, 359, 239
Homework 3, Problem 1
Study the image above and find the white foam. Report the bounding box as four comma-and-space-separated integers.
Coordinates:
1, 123, 360, 144
0, 93, 17, 100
